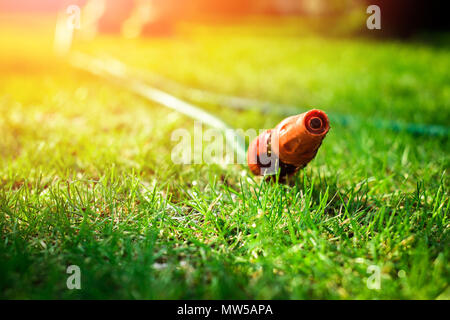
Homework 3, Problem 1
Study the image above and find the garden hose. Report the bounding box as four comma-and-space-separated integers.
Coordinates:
70, 53, 447, 179
127, 64, 449, 138
248, 109, 330, 176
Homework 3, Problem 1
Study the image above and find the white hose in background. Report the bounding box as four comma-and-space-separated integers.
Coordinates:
69, 52, 247, 163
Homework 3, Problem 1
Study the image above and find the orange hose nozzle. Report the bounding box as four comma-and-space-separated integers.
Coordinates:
247, 109, 329, 176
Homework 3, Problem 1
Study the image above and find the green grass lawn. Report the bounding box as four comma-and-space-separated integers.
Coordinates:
0, 16, 448, 299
